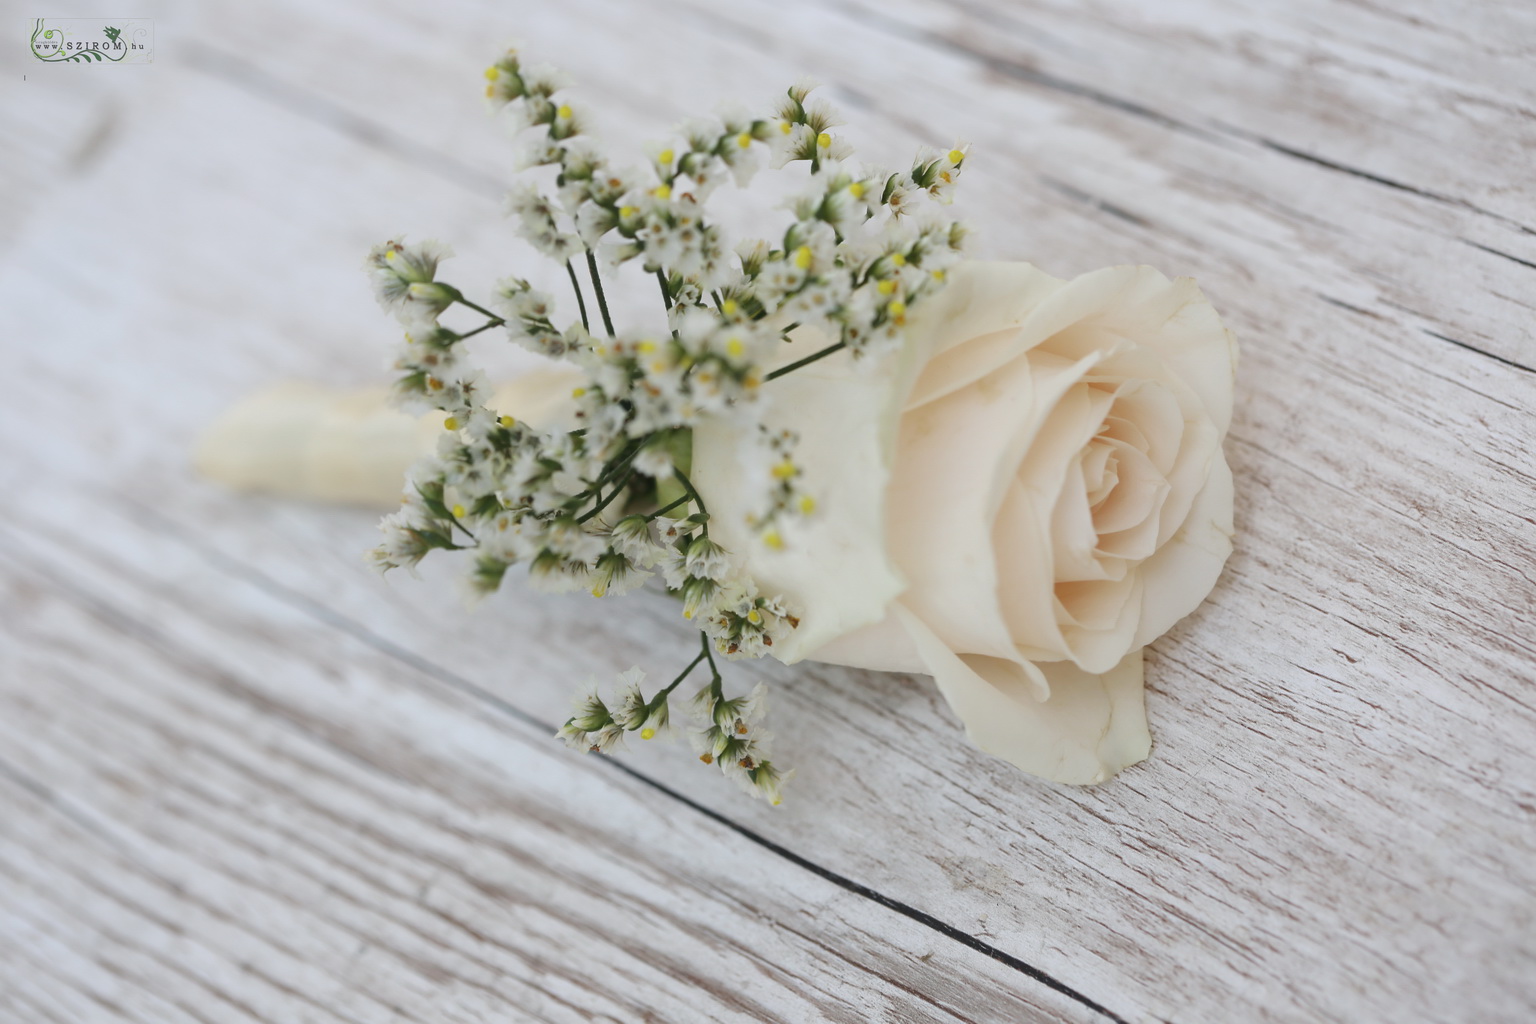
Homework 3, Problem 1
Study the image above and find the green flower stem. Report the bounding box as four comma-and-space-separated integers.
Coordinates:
564, 259, 591, 333
588, 438, 645, 492
644, 494, 691, 521
656, 270, 672, 310
455, 319, 503, 342
766, 340, 846, 381
444, 510, 477, 543
671, 467, 708, 535
455, 296, 503, 322
702, 632, 724, 699
585, 250, 617, 337
576, 470, 632, 524
649, 648, 708, 710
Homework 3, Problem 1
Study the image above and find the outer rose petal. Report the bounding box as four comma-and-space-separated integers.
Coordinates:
895, 604, 1150, 784
691, 331, 923, 664
1132, 448, 1236, 648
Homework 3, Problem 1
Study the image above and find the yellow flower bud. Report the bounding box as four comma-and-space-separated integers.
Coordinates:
876, 279, 896, 295
451, 504, 466, 518
816, 132, 831, 148
772, 460, 797, 480
948, 148, 965, 164
793, 246, 813, 270
499, 415, 516, 428
641, 728, 656, 740
848, 181, 865, 198
637, 340, 657, 354
484, 67, 500, 80
443, 416, 460, 430
890, 252, 907, 266
762, 530, 784, 550
658, 148, 674, 165
651, 184, 671, 200
799, 495, 817, 514
557, 104, 572, 120
721, 298, 739, 315
619, 205, 638, 218
888, 300, 907, 322
571, 387, 587, 398
736, 132, 752, 149
726, 336, 744, 358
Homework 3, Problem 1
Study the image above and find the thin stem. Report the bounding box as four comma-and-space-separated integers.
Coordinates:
444, 511, 477, 543
588, 438, 645, 491
577, 471, 631, 524
671, 467, 708, 535
700, 629, 721, 684
643, 494, 690, 521
455, 296, 502, 321
455, 319, 503, 342
585, 250, 616, 337
565, 259, 591, 333
656, 270, 672, 310
702, 632, 723, 699
766, 340, 846, 381
652, 649, 708, 706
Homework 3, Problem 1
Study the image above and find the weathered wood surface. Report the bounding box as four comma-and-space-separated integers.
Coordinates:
3, 2, 1533, 1022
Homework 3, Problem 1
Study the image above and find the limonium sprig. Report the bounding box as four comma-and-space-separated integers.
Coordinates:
366, 45, 968, 803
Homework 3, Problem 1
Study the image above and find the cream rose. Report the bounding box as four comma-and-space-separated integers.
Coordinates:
691, 261, 1237, 784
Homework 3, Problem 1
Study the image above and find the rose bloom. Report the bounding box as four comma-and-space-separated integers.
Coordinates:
692, 262, 1237, 783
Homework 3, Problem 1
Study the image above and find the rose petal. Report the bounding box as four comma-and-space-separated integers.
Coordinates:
807, 611, 926, 673
902, 262, 1067, 406
1047, 454, 1105, 582
1132, 449, 1236, 647
1055, 574, 1143, 674
1092, 438, 1169, 552
1042, 267, 1237, 435
691, 331, 925, 664
894, 603, 1149, 784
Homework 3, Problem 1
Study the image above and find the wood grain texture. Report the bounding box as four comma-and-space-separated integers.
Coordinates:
2, 1, 1533, 1022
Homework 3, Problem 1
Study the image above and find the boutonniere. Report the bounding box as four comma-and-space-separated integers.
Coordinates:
203, 44, 1237, 803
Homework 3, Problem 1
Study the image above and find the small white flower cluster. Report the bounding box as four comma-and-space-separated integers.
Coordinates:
365, 238, 460, 330
557, 665, 669, 753
492, 278, 587, 358
691, 679, 788, 805
554, 659, 787, 805
364, 46, 971, 804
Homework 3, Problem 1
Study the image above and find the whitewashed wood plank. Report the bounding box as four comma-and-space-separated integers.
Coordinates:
0, 510, 1103, 1024
170, 0, 1536, 373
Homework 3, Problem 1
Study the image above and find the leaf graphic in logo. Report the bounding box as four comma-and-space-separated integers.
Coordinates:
104, 26, 122, 44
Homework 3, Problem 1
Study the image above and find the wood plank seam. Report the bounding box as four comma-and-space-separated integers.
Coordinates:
15, 501, 1131, 1024
182, 19, 1532, 392
117, 499, 1132, 1024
